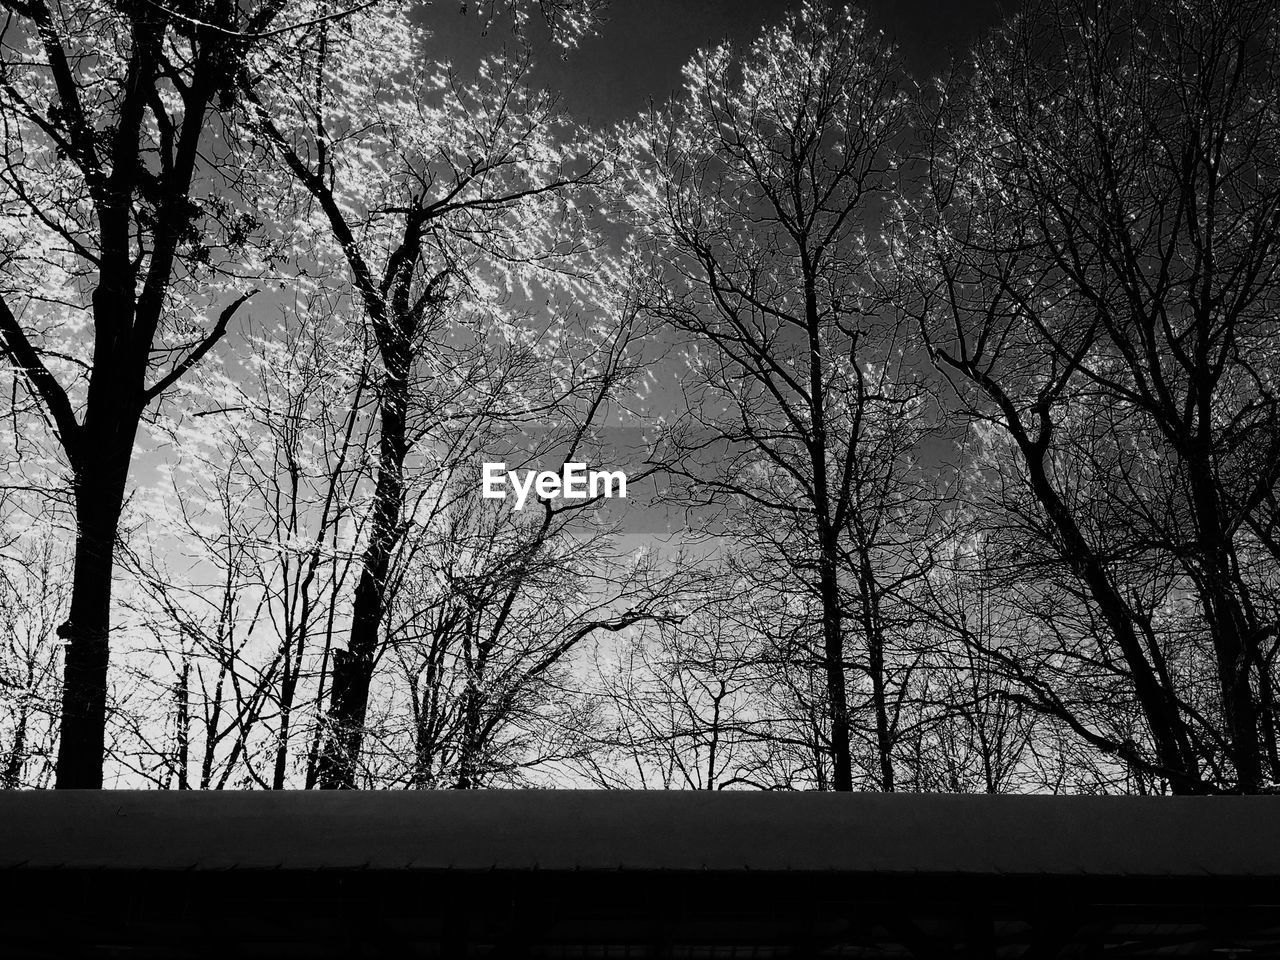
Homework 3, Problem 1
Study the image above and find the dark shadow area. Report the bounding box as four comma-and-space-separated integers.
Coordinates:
3, 792, 1278, 957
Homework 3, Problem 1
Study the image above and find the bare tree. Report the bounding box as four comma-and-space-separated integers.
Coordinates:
120, 297, 374, 788
633, 2, 928, 790
244, 1, 614, 787
0, 0, 336, 787
901, 0, 1280, 792
0, 520, 66, 788
340, 304, 687, 789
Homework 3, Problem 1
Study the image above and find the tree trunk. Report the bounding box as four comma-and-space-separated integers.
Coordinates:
802, 254, 853, 793
1186, 450, 1263, 793
851, 537, 895, 791
175, 656, 190, 789
412, 623, 450, 788
817, 527, 853, 791
866, 616, 894, 792
272, 648, 297, 790
317, 331, 409, 789
3, 704, 28, 789
56, 423, 134, 789
454, 623, 485, 790
1019, 433, 1200, 792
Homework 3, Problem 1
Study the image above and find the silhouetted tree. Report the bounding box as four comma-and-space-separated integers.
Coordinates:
901, 0, 1280, 793
633, 1, 923, 790
0, 0, 331, 787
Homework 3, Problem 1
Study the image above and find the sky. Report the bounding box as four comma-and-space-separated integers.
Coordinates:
427, 0, 1010, 123
133, 0, 1011, 532
413, 0, 1009, 540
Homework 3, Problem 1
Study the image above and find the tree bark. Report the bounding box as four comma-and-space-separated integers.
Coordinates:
817, 526, 853, 791
56, 409, 137, 789
174, 655, 190, 789
1186, 446, 1263, 793
317, 331, 409, 789
857, 546, 895, 791
2, 704, 28, 789
802, 249, 854, 793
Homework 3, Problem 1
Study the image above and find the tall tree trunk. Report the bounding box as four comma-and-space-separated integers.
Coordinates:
1257, 659, 1280, 783
56, 404, 137, 789
454, 621, 485, 790
174, 655, 190, 789
868, 634, 894, 790
1187, 448, 1263, 793
1019, 432, 1200, 792
412, 622, 450, 788
817, 527, 852, 791
858, 550, 895, 792
272, 650, 296, 790
454, 685, 482, 789
273, 596, 316, 789
317, 331, 409, 789
3, 704, 28, 789
304, 628, 335, 790
803, 256, 853, 793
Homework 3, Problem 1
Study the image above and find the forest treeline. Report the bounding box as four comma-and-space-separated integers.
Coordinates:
2, 0, 1279, 794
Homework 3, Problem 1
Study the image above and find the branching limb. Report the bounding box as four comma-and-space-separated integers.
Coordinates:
142, 291, 256, 404
0, 292, 79, 452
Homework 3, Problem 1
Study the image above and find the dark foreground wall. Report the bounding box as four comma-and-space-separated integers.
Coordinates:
1, 791, 1278, 957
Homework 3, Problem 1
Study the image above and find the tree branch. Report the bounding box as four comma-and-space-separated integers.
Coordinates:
142, 291, 256, 403
0, 292, 79, 451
